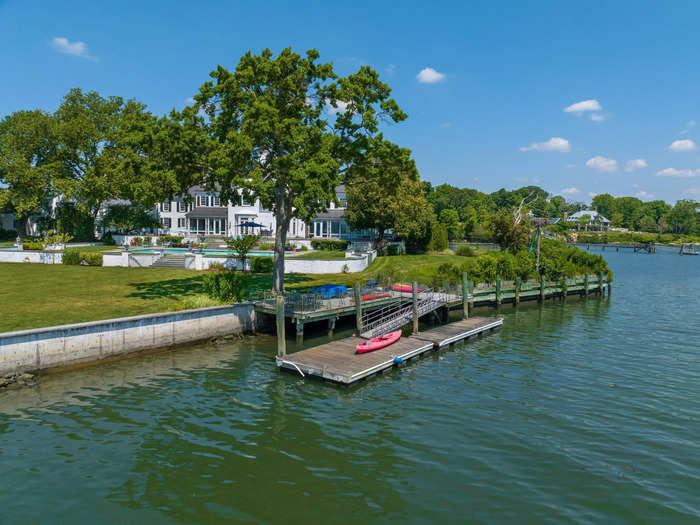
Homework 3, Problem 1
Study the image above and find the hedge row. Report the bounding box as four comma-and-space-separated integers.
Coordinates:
62, 249, 103, 266
310, 239, 348, 251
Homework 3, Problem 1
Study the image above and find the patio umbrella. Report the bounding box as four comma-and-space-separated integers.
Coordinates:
239, 221, 265, 228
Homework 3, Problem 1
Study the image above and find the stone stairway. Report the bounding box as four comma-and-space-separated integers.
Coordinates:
151, 254, 187, 269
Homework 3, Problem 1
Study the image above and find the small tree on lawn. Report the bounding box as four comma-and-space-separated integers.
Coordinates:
226, 234, 259, 271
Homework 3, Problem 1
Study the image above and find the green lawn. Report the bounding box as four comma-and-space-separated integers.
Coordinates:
0, 240, 15, 246
288, 250, 347, 260
0, 254, 466, 333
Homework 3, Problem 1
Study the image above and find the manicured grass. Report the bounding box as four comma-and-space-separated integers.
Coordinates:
63, 244, 121, 253
0, 254, 465, 332
288, 250, 347, 260
0, 241, 15, 246
0, 263, 209, 333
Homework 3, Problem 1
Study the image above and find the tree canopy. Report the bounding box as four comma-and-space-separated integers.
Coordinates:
164, 47, 408, 290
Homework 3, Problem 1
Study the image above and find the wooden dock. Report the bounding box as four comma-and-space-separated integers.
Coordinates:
276, 317, 502, 385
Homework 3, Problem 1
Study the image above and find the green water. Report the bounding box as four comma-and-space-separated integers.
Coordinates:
1, 248, 699, 523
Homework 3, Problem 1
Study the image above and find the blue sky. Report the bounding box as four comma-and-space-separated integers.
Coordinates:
2, 0, 700, 203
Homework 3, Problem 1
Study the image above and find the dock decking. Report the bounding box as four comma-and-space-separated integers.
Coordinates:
276, 317, 502, 385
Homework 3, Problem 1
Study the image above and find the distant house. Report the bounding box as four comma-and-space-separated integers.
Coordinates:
566, 210, 610, 231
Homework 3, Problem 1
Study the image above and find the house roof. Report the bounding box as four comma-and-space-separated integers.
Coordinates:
567, 210, 610, 223
185, 207, 228, 218
314, 209, 346, 220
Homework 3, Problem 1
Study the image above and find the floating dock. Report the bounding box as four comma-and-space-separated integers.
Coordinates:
276, 317, 502, 385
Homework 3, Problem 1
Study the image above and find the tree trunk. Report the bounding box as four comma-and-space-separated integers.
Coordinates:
273, 188, 291, 293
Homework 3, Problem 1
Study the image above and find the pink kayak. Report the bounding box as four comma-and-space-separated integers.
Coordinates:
392, 285, 421, 293
356, 330, 402, 354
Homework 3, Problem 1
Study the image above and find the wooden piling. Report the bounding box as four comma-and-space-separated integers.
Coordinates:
584, 273, 589, 297
327, 317, 336, 337
412, 281, 419, 334
495, 279, 502, 305
514, 277, 521, 305
354, 283, 362, 334
296, 320, 304, 345
539, 276, 545, 302
276, 294, 286, 357
461, 272, 469, 319
598, 272, 603, 295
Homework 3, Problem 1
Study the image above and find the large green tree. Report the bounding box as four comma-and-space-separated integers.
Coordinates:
168, 48, 407, 291
345, 139, 419, 247
0, 110, 57, 235
54, 88, 170, 220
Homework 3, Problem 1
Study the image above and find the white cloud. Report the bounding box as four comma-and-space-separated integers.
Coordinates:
325, 100, 353, 115
685, 187, 700, 195
635, 190, 654, 200
656, 167, 699, 178
564, 99, 602, 115
631, 183, 640, 188
588, 192, 597, 198
564, 163, 576, 169
561, 187, 580, 195
186, 97, 196, 104
585, 156, 618, 172
50, 37, 94, 60
520, 137, 571, 152
680, 120, 696, 135
514, 176, 529, 183
625, 159, 647, 172
385, 64, 396, 74
669, 139, 697, 152
416, 67, 445, 83
589, 113, 605, 122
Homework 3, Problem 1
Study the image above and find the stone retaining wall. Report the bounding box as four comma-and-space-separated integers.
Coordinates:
0, 303, 257, 376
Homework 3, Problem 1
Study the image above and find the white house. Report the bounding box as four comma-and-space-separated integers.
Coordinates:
155, 187, 306, 238
566, 210, 611, 231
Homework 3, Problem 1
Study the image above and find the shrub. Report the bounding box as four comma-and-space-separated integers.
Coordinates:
251, 256, 273, 273
208, 263, 228, 272
299, 245, 309, 251
311, 239, 348, 251
159, 234, 184, 247
132, 236, 144, 246
102, 232, 116, 246
176, 294, 223, 310
62, 249, 81, 265
387, 244, 400, 256
143, 235, 152, 246
22, 241, 45, 251
456, 245, 477, 257
257, 243, 275, 251
203, 271, 249, 303
80, 252, 103, 266
427, 224, 448, 252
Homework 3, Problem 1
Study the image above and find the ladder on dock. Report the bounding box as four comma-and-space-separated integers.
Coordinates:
360, 291, 447, 339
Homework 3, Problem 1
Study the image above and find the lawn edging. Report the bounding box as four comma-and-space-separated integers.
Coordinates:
0, 302, 258, 376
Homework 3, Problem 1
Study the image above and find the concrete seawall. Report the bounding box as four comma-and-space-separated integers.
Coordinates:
0, 303, 257, 376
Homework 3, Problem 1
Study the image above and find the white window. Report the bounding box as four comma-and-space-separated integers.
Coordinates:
196, 193, 206, 207
213, 195, 221, 206
177, 201, 186, 212
161, 201, 171, 212
162, 217, 172, 228
177, 218, 185, 228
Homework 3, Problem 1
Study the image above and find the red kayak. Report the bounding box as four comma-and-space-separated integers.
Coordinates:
392, 285, 421, 293
351, 292, 390, 302
356, 330, 402, 354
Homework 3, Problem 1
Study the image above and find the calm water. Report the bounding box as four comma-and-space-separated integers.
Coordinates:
1, 249, 699, 524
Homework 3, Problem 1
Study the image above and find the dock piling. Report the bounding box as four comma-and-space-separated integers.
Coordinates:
461, 273, 469, 319
514, 277, 521, 305
412, 281, 419, 334
584, 273, 589, 297
539, 276, 545, 302
354, 283, 362, 334
496, 279, 502, 305
276, 294, 286, 357
295, 320, 304, 345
